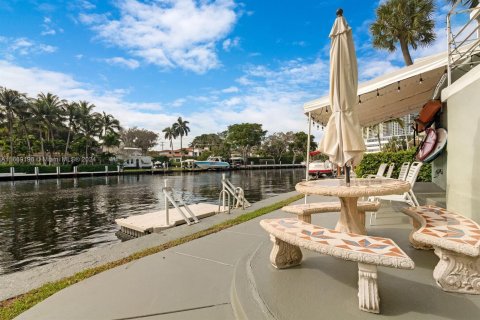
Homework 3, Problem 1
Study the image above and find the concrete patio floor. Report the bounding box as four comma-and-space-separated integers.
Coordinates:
15, 183, 480, 320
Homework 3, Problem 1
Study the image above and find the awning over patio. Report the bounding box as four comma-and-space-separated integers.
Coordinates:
304, 50, 448, 127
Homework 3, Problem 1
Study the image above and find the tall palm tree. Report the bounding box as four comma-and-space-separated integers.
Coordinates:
447, 0, 479, 8
35, 93, 65, 155
162, 126, 177, 158
172, 117, 190, 160
370, 0, 436, 66
98, 111, 121, 137
16, 99, 34, 155
76, 101, 101, 158
0, 88, 26, 157
98, 111, 121, 152
63, 101, 79, 156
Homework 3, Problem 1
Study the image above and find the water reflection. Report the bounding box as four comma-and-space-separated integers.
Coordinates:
0, 168, 304, 275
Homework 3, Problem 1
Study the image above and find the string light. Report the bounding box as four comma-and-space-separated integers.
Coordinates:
358, 95, 362, 104
397, 81, 400, 92
376, 88, 379, 98
419, 74, 423, 84
326, 107, 329, 113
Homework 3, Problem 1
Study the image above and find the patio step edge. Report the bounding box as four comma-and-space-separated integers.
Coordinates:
230, 241, 276, 320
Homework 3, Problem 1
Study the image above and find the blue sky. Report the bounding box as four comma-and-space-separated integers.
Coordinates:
0, 0, 454, 148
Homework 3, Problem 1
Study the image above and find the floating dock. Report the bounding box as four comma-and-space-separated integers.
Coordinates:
115, 203, 225, 238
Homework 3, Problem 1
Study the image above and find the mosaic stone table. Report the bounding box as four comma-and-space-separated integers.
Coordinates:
295, 178, 411, 235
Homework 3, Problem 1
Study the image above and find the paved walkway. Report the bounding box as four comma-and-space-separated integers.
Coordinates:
15, 183, 480, 319
0, 191, 298, 301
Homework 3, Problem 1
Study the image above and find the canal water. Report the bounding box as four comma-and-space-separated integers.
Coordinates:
0, 168, 305, 275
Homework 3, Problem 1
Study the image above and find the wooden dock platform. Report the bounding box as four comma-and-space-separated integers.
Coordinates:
115, 203, 225, 238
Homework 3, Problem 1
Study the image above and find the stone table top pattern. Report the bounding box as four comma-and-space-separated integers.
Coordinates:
295, 178, 411, 197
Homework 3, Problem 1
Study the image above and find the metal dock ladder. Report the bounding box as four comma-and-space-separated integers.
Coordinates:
163, 180, 199, 226
218, 173, 251, 213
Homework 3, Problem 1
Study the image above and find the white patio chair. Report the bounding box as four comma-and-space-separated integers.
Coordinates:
397, 162, 410, 181
369, 162, 423, 225
384, 163, 395, 178
363, 163, 388, 179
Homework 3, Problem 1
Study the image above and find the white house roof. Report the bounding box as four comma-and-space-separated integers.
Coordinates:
304, 50, 448, 127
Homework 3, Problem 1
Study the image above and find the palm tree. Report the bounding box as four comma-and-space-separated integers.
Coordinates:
447, 0, 479, 8
370, 0, 436, 66
98, 111, 121, 152
98, 111, 121, 137
172, 117, 190, 160
162, 126, 177, 158
16, 99, 34, 155
76, 101, 101, 158
63, 101, 79, 156
35, 93, 65, 155
0, 88, 26, 157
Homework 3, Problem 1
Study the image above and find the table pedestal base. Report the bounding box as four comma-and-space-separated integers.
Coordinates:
335, 197, 366, 235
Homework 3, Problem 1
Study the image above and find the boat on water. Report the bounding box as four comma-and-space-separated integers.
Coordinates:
308, 160, 334, 178
195, 156, 230, 170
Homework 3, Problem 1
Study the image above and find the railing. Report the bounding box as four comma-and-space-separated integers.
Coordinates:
163, 180, 199, 226
218, 173, 251, 213
447, 2, 480, 85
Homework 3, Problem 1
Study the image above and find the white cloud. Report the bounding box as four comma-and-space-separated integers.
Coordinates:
358, 58, 400, 81
0, 56, 329, 149
221, 86, 239, 93
0, 60, 175, 136
0, 37, 57, 59
170, 98, 186, 108
41, 16, 63, 36
77, 0, 96, 10
80, 0, 239, 73
222, 37, 240, 51
105, 57, 140, 69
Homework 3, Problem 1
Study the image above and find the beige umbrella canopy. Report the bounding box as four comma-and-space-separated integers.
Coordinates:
318, 9, 365, 170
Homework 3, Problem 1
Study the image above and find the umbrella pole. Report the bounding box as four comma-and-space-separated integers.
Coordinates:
305, 112, 312, 204
345, 164, 351, 187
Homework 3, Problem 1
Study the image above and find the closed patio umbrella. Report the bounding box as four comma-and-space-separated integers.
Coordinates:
318, 9, 365, 184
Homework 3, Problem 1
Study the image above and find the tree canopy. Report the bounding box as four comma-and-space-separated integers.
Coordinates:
226, 123, 267, 160
121, 127, 159, 154
370, 0, 436, 66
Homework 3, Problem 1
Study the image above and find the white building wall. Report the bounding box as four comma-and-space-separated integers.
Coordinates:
363, 114, 415, 152
441, 64, 480, 221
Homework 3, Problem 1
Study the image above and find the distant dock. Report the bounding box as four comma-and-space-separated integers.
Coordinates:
0, 163, 305, 181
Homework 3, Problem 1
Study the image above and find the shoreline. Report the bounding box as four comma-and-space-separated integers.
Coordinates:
0, 191, 301, 302
0, 164, 305, 182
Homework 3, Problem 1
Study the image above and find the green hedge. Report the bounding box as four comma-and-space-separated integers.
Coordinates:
0, 164, 70, 174
0, 164, 117, 174
77, 164, 118, 172
355, 150, 431, 182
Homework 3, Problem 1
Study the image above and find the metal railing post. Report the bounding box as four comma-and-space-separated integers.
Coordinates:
164, 180, 169, 226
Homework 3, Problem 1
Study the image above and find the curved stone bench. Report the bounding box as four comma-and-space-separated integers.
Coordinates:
402, 205, 480, 294
260, 218, 414, 313
282, 201, 380, 223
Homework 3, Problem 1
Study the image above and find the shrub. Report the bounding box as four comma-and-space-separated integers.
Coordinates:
0, 164, 74, 174
355, 149, 431, 182
77, 164, 118, 172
